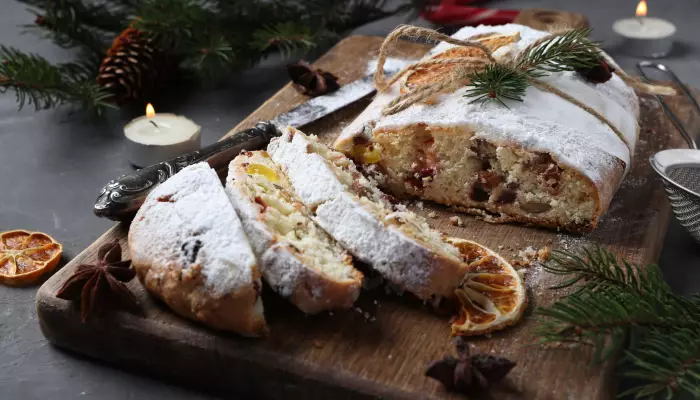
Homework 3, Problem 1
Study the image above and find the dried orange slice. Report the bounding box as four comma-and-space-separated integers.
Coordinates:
447, 237, 526, 336
0, 230, 63, 286
401, 32, 521, 97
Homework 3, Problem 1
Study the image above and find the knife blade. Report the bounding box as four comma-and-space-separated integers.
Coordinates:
94, 72, 382, 221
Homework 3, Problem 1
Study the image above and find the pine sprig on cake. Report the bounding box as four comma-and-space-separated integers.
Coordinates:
535, 246, 700, 399
465, 28, 604, 106
464, 64, 530, 107
515, 28, 600, 72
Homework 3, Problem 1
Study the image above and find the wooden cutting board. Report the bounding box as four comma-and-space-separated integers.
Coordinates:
37, 34, 695, 400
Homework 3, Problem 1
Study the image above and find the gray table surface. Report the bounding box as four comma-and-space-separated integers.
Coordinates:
1, 0, 699, 399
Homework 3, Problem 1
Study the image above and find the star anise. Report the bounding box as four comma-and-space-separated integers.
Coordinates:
576, 58, 615, 84
287, 60, 340, 96
56, 240, 139, 322
426, 337, 516, 394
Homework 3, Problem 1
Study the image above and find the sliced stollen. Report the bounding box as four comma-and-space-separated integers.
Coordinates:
267, 127, 468, 300
225, 151, 363, 313
128, 162, 267, 336
334, 24, 640, 233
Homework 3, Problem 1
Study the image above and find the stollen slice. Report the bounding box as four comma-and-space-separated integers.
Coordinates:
268, 127, 468, 300
129, 162, 267, 336
226, 151, 363, 314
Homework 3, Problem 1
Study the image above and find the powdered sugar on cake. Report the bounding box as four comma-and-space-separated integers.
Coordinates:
365, 57, 415, 75
131, 162, 257, 296
268, 128, 466, 299
338, 24, 640, 187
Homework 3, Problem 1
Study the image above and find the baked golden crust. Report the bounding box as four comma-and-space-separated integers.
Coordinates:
226, 151, 364, 314
335, 24, 639, 234
130, 251, 267, 336
341, 122, 628, 234
128, 162, 268, 337
269, 127, 470, 301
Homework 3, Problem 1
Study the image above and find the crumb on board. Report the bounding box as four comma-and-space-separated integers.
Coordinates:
428, 211, 437, 218
512, 245, 551, 267
415, 201, 424, 210
449, 216, 463, 227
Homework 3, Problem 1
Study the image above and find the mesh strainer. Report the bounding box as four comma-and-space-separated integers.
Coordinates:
641, 62, 700, 243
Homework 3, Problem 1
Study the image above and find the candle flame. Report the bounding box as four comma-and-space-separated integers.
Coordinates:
146, 103, 155, 117
636, 0, 647, 17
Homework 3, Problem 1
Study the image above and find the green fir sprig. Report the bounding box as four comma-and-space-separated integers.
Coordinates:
535, 246, 700, 399
465, 28, 602, 106
0, 46, 114, 113
3, 0, 424, 115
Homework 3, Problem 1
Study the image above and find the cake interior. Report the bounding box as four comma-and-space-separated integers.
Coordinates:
352, 124, 602, 231
301, 133, 462, 261
235, 151, 356, 281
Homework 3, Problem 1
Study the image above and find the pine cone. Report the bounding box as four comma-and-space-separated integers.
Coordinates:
97, 27, 163, 104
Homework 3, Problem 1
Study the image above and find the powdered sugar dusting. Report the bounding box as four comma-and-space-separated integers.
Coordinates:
268, 128, 464, 299
130, 162, 258, 296
337, 24, 639, 192
365, 57, 415, 75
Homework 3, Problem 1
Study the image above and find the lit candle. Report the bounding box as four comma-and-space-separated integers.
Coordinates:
124, 104, 201, 167
612, 0, 676, 58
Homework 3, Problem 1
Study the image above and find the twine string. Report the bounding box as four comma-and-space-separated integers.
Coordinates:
374, 25, 678, 157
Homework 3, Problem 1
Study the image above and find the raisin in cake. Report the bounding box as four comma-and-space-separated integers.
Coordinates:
268, 127, 469, 300
129, 162, 267, 336
226, 151, 363, 314
334, 24, 639, 233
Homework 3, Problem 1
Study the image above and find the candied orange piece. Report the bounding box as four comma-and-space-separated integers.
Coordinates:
0, 230, 63, 286
446, 237, 527, 336
401, 32, 521, 97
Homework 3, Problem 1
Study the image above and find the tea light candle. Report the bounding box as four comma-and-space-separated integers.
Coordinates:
612, 0, 676, 58
124, 104, 201, 168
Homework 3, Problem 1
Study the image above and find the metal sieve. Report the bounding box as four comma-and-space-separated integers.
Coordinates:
642, 62, 700, 243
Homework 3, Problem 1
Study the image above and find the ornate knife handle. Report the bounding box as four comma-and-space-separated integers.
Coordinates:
94, 121, 281, 221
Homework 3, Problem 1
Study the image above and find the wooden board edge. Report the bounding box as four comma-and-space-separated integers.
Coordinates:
36, 290, 426, 400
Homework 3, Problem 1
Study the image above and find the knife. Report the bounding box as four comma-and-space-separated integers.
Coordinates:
94, 72, 384, 221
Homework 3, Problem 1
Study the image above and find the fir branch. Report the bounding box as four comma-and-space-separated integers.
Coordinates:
135, 0, 215, 52
0, 46, 114, 113
543, 246, 671, 295
464, 64, 529, 107
621, 329, 700, 399
535, 245, 700, 398
180, 35, 235, 80
251, 22, 316, 58
23, 1, 116, 60
19, 0, 129, 33
464, 28, 602, 106
516, 28, 600, 72
535, 286, 696, 363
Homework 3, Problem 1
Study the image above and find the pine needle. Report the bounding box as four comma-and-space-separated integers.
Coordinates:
464, 64, 529, 107
464, 28, 601, 106
0, 45, 114, 113
535, 245, 700, 398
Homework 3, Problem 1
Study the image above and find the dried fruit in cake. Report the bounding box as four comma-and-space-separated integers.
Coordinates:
335, 24, 638, 233
226, 150, 363, 314
0, 230, 62, 286
446, 237, 526, 336
400, 32, 521, 96
129, 162, 267, 336
268, 127, 469, 300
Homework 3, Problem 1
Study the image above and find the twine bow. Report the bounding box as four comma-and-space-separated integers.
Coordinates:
373, 25, 676, 155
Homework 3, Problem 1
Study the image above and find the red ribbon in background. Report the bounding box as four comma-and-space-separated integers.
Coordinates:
422, 0, 519, 26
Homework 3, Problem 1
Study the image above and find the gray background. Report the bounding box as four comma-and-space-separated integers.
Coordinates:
1, 0, 698, 399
